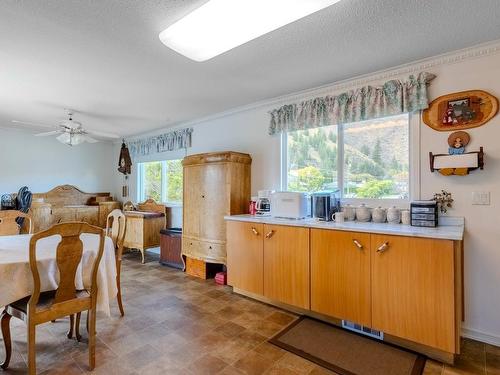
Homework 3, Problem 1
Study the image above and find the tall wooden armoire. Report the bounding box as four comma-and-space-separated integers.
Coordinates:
182, 151, 251, 274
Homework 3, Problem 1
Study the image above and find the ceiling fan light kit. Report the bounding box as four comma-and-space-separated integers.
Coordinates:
12, 109, 119, 146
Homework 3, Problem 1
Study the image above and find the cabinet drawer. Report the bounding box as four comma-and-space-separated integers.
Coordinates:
182, 237, 201, 258
199, 241, 226, 263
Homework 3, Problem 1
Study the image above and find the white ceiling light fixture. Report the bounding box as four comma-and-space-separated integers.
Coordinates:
159, 0, 341, 62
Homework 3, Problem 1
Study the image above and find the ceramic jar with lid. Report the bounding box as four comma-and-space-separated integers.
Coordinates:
387, 206, 401, 224
342, 204, 356, 221
355, 204, 371, 222
372, 206, 387, 223
401, 209, 411, 225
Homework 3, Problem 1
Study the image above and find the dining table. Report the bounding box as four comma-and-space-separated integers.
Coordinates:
0, 233, 118, 316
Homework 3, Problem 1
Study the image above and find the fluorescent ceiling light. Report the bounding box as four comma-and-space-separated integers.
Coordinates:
159, 0, 341, 62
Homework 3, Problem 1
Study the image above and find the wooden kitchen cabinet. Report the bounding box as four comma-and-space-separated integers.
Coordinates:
263, 224, 310, 309
227, 221, 264, 295
311, 229, 371, 326
371, 234, 456, 353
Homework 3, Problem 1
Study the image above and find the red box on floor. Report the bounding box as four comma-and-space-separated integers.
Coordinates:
215, 272, 227, 285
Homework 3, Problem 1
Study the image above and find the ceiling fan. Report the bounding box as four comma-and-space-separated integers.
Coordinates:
12, 110, 120, 146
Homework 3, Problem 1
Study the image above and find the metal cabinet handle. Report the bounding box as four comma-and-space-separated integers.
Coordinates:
352, 239, 363, 249
265, 230, 275, 239
251, 227, 259, 236
377, 241, 389, 253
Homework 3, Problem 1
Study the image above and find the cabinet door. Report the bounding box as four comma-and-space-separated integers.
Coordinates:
311, 229, 371, 326
371, 234, 456, 352
227, 221, 263, 295
199, 163, 229, 242
263, 225, 310, 309
183, 165, 202, 238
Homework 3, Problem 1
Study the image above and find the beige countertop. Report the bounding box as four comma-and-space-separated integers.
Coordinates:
224, 214, 464, 241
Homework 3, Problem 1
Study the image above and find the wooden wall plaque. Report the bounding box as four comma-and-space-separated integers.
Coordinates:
422, 90, 498, 131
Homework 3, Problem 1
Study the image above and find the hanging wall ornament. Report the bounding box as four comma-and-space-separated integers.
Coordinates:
118, 141, 132, 198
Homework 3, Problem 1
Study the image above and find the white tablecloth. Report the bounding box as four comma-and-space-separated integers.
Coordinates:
0, 234, 117, 316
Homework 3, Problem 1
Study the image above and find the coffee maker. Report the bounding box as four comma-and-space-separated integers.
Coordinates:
256, 190, 272, 216
311, 191, 340, 221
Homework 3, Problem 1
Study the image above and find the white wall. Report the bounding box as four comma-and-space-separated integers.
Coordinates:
0, 128, 115, 195
114, 42, 500, 345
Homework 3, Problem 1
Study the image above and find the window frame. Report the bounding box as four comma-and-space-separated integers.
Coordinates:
280, 112, 420, 208
137, 159, 183, 206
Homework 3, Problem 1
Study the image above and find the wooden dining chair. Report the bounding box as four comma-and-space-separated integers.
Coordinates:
68, 210, 126, 341
106, 209, 126, 316
0, 222, 105, 374
0, 210, 32, 235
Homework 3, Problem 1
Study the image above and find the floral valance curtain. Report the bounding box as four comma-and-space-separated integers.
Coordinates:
127, 127, 193, 157
268, 72, 436, 135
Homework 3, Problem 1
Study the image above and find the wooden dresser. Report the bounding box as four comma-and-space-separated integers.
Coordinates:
123, 199, 166, 264
27, 185, 120, 232
182, 151, 251, 273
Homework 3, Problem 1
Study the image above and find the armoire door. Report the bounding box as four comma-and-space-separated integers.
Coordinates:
183, 165, 203, 238
199, 163, 229, 242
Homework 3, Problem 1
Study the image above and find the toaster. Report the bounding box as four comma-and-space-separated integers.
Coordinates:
270, 192, 308, 219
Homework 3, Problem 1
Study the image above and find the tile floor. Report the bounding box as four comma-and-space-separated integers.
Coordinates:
0, 250, 499, 374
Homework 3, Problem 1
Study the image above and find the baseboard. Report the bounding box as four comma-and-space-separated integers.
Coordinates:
462, 327, 500, 347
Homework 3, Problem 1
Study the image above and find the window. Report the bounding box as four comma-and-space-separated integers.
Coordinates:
137, 159, 183, 204
284, 114, 410, 201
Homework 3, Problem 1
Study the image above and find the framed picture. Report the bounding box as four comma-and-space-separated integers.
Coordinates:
423, 90, 498, 131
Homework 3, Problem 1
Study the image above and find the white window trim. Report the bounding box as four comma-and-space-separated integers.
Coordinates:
137, 159, 183, 205
280, 113, 420, 208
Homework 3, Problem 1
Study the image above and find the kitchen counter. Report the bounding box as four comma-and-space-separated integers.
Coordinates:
224, 214, 464, 241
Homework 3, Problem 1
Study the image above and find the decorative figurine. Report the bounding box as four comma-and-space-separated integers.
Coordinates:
448, 131, 470, 155
442, 104, 454, 125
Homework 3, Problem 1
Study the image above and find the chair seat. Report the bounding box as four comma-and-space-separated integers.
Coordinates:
9, 290, 90, 314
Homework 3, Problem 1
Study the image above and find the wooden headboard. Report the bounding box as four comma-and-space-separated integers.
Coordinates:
32, 185, 112, 207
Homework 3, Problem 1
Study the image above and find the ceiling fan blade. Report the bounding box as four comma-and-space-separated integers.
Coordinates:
86, 129, 120, 139
11, 120, 56, 129
34, 130, 62, 137
83, 135, 99, 143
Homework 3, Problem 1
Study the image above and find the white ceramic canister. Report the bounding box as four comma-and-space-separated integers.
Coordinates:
356, 204, 371, 222
372, 206, 387, 223
401, 209, 411, 225
342, 204, 356, 221
387, 206, 401, 224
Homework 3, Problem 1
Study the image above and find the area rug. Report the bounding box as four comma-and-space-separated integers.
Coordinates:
269, 317, 426, 375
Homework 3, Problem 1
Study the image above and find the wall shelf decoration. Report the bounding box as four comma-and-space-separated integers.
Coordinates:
430, 147, 484, 174
423, 90, 498, 131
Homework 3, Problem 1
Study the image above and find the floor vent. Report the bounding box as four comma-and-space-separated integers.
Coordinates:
341, 320, 384, 340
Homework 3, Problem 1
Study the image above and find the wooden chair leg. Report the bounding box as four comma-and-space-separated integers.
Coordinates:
88, 309, 96, 370
116, 266, 125, 317
67, 314, 74, 339
27, 323, 36, 375
0, 310, 12, 370
141, 249, 145, 264
75, 313, 82, 342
